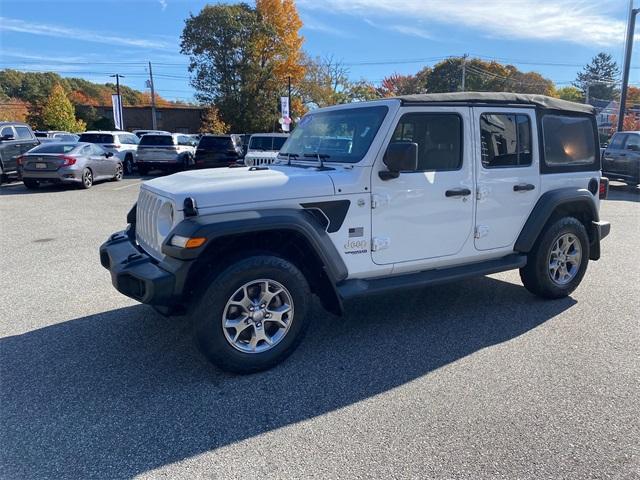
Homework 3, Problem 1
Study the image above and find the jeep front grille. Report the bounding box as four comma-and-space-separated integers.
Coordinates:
136, 188, 167, 260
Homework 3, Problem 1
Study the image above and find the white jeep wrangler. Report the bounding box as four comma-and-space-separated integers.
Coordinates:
101, 92, 610, 373
243, 133, 289, 167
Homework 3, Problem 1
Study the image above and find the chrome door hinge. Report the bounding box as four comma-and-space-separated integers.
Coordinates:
474, 225, 489, 239
371, 237, 391, 251
371, 194, 391, 209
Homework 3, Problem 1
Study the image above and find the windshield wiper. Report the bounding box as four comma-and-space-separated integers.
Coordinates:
281, 153, 299, 165
303, 153, 332, 170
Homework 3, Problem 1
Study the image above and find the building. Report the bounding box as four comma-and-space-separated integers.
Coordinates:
93, 105, 205, 133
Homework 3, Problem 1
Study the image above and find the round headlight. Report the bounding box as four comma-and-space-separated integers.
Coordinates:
157, 202, 174, 238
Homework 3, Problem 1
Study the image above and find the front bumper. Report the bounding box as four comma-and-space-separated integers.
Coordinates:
99, 230, 192, 305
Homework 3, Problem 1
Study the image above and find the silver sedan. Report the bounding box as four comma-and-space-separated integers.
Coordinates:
20, 142, 123, 189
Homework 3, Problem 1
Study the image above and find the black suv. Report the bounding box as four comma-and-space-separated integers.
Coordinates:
0, 122, 39, 184
602, 131, 640, 186
194, 134, 244, 168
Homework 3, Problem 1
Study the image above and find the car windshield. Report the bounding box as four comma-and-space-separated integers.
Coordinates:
79, 133, 114, 143
280, 106, 389, 163
30, 143, 78, 154
199, 136, 232, 149
249, 136, 288, 151
140, 135, 174, 146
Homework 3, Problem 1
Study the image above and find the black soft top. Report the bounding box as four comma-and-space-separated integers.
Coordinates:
395, 92, 594, 115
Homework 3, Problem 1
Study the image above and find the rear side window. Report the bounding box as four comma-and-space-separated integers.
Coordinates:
542, 115, 596, 167
15, 126, 33, 140
79, 133, 114, 144
391, 113, 462, 171
480, 114, 532, 168
1, 126, 14, 137
140, 135, 174, 146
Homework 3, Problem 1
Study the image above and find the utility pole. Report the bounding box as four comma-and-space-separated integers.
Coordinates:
148, 62, 158, 130
288, 76, 292, 127
110, 73, 125, 130
585, 83, 590, 104
461, 54, 468, 92
618, 0, 639, 132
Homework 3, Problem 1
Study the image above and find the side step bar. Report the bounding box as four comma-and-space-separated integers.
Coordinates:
337, 254, 527, 300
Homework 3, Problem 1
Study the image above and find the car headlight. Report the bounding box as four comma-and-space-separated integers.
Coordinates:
157, 202, 174, 237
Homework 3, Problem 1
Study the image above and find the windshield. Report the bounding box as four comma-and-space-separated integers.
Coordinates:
249, 136, 287, 151
280, 106, 388, 163
199, 136, 232, 149
79, 133, 114, 144
30, 143, 78, 154
140, 135, 174, 146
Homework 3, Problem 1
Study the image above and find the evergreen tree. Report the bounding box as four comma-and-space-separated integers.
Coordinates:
574, 53, 620, 101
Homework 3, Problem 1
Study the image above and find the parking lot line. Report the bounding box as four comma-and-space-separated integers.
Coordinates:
113, 181, 142, 191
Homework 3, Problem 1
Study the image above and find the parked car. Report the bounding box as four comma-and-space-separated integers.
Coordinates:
194, 134, 244, 168
132, 129, 171, 138
20, 142, 122, 189
0, 121, 39, 184
78, 131, 139, 175
100, 92, 610, 374
602, 131, 640, 186
243, 133, 289, 166
135, 133, 197, 175
34, 131, 80, 143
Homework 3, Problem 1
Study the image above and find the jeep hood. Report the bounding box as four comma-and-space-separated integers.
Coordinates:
142, 166, 336, 209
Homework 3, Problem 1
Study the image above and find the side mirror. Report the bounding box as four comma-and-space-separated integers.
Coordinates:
104, 152, 114, 158
1, 134, 15, 142
627, 144, 640, 152
380, 142, 418, 180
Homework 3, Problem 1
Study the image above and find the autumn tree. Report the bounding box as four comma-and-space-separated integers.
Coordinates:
40, 84, 86, 132
609, 113, 639, 134
378, 68, 430, 96
574, 53, 620, 101
0, 97, 29, 122
200, 105, 229, 134
555, 86, 584, 103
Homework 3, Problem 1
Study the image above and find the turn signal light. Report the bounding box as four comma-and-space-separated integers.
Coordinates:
170, 235, 206, 249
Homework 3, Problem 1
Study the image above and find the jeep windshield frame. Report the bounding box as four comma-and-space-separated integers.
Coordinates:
279, 105, 389, 164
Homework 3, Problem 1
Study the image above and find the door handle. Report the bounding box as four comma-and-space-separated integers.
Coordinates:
513, 183, 535, 192
445, 188, 471, 197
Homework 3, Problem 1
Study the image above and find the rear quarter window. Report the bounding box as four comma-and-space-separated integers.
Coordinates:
541, 114, 598, 172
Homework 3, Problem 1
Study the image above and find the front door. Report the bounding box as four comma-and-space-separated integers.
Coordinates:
473, 107, 540, 250
371, 107, 474, 265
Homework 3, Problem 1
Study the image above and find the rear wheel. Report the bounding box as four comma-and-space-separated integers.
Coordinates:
191, 255, 311, 373
520, 217, 589, 299
23, 178, 40, 190
80, 168, 93, 189
123, 155, 134, 176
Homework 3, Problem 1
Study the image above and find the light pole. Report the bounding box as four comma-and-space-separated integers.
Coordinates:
618, 1, 639, 132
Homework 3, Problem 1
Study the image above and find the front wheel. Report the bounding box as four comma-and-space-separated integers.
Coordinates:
80, 168, 93, 189
520, 217, 589, 299
191, 255, 311, 373
123, 155, 134, 176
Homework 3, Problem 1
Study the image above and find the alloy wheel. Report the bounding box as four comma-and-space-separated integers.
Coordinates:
83, 169, 93, 188
221, 279, 294, 353
548, 233, 582, 285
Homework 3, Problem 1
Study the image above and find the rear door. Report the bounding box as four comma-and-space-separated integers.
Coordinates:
14, 126, 39, 155
473, 107, 540, 250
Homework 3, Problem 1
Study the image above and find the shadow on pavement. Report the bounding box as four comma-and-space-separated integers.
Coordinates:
1, 276, 576, 479
606, 183, 640, 202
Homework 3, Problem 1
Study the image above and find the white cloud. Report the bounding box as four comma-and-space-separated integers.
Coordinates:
0, 16, 172, 50
158, 0, 168, 11
302, 17, 353, 37
364, 19, 431, 39
299, 0, 627, 47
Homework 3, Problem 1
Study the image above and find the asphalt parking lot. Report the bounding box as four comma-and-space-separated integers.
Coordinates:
1, 177, 638, 479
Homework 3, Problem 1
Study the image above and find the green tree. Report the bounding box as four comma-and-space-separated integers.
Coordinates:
555, 86, 584, 103
574, 52, 620, 101
40, 84, 86, 132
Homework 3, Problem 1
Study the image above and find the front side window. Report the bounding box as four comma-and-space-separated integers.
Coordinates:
1, 126, 14, 137
390, 113, 462, 171
542, 114, 596, 167
624, 134, 640, 150
609, 134, 625, 149
280, 106, 388, 163
15, 126, 33, 139
480, 113, 532, 168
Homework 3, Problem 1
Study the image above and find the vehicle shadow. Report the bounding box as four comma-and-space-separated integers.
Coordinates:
1, 276, 575, 479
606, 182, 640, 202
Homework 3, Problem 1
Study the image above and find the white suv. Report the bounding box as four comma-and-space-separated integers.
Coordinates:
101, 92, 610, 374
135, 133, 197, 174
243, 133, 288, 166
78, 131, 139, 175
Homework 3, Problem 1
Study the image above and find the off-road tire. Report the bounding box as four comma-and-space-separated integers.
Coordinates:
520, 217, 589, 299
23, 178, 39, 189
191, 255, 311, 373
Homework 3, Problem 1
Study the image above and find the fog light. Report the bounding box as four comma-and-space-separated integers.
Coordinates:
170, 235, 206, 249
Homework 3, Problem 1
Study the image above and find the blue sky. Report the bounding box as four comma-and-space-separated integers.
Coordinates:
0, 0, 638, 102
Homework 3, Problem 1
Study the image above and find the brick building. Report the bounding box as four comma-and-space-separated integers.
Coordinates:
93, 105, 205, 133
